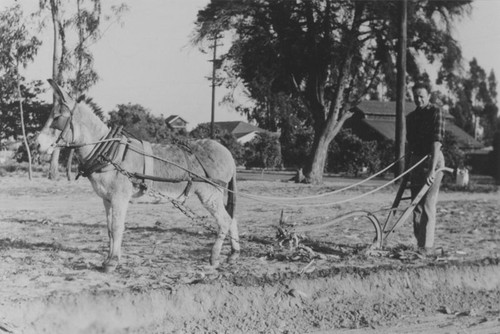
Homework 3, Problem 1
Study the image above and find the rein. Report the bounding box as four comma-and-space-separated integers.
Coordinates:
64, 129, 431, 209
62, 125, 228, 190
52, 115, 433, 209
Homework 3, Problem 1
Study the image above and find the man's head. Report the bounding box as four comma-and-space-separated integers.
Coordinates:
412, 83, 431, 108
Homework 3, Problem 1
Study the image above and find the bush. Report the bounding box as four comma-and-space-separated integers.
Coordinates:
441, 131, 465, 184
244, 132, 282, 169
442, 131, 465, 169
189, 123, 245, 166
327, 129, 385, 176
280, 123, 314, 169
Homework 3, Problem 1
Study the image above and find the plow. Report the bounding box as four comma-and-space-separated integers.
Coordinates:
240, 157, 456, 252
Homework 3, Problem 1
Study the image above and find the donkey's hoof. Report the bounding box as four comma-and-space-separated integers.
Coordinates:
102, 260, 118, 273
209, 257, 220, 268
227, 251, 240, 264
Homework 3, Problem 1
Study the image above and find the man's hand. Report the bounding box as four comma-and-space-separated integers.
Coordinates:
426, 170, 436, 185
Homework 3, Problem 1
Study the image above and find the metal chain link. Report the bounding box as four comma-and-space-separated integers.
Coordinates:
102, 155, 215, 231
100, 154, 238, 244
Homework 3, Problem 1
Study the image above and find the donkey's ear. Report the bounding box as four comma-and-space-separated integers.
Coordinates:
47, 79, 75, 106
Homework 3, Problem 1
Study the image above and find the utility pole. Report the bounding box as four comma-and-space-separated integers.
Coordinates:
208, 34, 222, 139
395, 0, 407, 177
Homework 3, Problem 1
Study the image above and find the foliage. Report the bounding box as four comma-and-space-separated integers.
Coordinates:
37, 0, 129, 95
327, 129, 381, 176
244, 132, 282, 169
35, 0, 128, 179
0, 5, 45, 141
441, 131, 465, 169
441, 131, 466, 184
0, 81, 52, 141
280, 120, 315, 169
193, 0, 472, 183
107, 103, 184, 144
0, 5, 41, 78
444, 58, 498, 146
189, 123, 245, 165
0, 4, 44, 179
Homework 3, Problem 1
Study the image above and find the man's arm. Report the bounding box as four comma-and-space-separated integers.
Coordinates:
426, 141, 442, 185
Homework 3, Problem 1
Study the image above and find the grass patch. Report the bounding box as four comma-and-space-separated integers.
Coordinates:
442, 181, 498, 193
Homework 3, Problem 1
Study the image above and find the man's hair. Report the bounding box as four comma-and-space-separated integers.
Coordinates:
412, 82, 431, 93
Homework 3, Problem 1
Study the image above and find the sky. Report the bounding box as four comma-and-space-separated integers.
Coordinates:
3, 0, 500, 130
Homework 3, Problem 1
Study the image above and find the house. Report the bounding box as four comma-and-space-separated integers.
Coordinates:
345, 100, 489, 172
165, 115, 188, 132
346, 100, 483, 151
213, 121, 268, 144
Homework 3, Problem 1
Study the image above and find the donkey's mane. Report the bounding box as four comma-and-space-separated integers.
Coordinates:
75, 98, 109, 134
79, 95, 106, 122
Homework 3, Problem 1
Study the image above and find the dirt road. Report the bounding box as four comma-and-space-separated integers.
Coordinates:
0, 172, 499, 333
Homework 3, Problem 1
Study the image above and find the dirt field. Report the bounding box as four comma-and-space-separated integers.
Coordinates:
0, 170, 499, 334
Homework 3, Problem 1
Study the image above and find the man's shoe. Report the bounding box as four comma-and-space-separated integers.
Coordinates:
417, 247, 444, 258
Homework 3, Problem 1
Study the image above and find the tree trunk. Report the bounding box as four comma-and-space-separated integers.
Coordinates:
304, 54, 355, 184
17, 78, 32, 181
48, 0, 61, 180
307, 134, 329, 184
306, 113, 350, 184
302, 2, 363, 184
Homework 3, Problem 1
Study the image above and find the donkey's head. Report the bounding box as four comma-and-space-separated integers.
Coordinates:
36, 79, 77, 154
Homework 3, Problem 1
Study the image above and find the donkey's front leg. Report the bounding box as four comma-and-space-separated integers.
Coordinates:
102, 197, 129, 273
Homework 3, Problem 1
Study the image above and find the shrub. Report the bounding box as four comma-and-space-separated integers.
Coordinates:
244, 132, 282, 169
189, 123, 245, 166
280, 123, 314, 169
327, 129, 383, 176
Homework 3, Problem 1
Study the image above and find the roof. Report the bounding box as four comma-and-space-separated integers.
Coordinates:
165, 115, 188, 125
214, 121, 266, 139
354, 100, 417, 117
361, 118, 483, 150
354, 100, 454, 120
446, 123, 483, 149
352, 100, 483, 150
361, 119, 396, 141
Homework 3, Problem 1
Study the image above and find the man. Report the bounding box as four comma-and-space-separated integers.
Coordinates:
406, 83, 445, 255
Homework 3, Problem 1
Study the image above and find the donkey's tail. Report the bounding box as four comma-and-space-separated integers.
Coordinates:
225, 171, 236, 218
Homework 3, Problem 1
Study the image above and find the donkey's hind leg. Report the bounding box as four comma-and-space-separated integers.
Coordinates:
227, 217, 240, 263
198, 190, 232, 267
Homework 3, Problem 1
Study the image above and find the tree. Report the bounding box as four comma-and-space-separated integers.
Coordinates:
190, 123, 245, 165
327, 129, 380, 176
0, 5, 42, 180
108, 103, 182, 144
0, 81, 52, 141
445, 58, 498, 146
37, 0, 128, 179
193, 0, 472, 184
244, 132, 282, 169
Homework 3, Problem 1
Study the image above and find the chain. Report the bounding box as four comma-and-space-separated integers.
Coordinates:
100, 154, 245, 245
100, 155, 217, 236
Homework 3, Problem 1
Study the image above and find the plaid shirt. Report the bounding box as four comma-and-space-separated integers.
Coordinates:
406, 104, 445, 157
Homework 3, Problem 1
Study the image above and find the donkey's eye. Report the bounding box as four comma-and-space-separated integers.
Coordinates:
51, 115, 68, 129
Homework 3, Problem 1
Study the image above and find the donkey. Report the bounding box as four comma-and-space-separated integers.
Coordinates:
36, 80, 240, 272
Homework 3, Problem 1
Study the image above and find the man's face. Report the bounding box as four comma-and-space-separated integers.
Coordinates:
413, 88, 430, 108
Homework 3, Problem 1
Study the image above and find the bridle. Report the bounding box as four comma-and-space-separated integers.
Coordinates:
51, 100, 79, 148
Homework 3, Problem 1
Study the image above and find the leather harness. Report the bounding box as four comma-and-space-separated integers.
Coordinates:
76, 126, 227, 197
